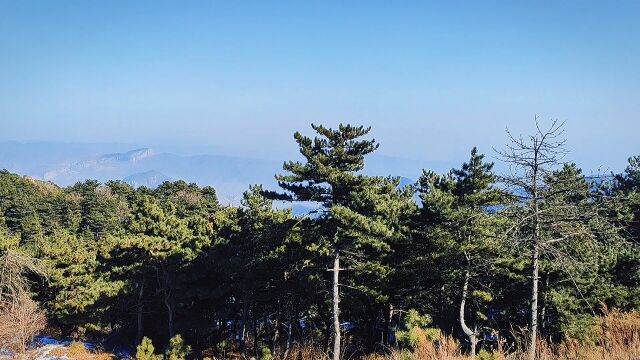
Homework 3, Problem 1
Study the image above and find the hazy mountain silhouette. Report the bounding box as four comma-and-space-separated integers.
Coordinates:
0, 141, 452, 202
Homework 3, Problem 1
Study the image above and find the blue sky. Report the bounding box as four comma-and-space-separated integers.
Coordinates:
0, 1, 638, 172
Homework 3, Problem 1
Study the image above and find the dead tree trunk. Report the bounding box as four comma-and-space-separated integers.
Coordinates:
528, 242, 540, 360
496, 119, 568, 360
528, 141, 541, 360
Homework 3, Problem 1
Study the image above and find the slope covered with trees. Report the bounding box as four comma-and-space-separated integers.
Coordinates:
0, 122, 638, 359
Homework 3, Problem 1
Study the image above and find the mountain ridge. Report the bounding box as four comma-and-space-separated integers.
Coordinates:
0, 141, 448, 200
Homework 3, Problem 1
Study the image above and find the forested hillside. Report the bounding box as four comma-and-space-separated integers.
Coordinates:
0, 123, 638, 360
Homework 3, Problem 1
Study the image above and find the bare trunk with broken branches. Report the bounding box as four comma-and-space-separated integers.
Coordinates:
496, 119, 570, 360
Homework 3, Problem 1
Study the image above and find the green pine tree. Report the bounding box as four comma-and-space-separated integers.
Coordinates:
266, 124, 379, 360
416, 147, 505, 357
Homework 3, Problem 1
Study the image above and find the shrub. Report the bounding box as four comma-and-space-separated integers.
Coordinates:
0, 293, 46, 354
216, 339, 229, 356
260, 346, 273, 360
395, 309, 440, 350
165, 334, 191, 360
404, 309, 432, 329
477, 348, 495, 360
135, 337, 162, 360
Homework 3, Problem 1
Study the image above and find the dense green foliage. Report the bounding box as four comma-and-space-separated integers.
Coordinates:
0, 123, 637, 358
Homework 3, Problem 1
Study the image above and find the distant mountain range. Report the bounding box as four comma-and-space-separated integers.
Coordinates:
0, 141, 453, 202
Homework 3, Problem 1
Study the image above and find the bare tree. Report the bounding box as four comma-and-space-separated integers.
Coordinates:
495, 119, 597, 360
0, 292, 47, 353
0, 246, 48, 354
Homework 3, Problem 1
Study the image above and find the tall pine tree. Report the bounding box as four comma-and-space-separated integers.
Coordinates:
267, 124, 378, 360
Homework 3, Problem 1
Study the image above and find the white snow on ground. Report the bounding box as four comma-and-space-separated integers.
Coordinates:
1, 337, 127, 359
24, 344, 70, 359
0, 344, 69, 360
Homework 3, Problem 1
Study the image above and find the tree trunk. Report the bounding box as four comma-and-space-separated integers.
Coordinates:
164, 296, 176, 338
162, 269, 175, 339
240, 298, 248, 354
273, 297, 281, 350
332, 251, 341, 360
528, 144, 541, 360
253, 307, 258, 357
136, 282, 144, 344
283, 312, 293, 360
470, 334, 478, 358
460, 267, 477, 358
324, 320, 332, 353
529, 167, 541, 360
528, 243, 540, 360
540, 274, 549, 331
164, 293, 174, 338
384, 303, 393, 346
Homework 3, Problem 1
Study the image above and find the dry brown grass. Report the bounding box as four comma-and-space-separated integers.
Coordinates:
48, 342, 116, 360
551, 307, 640, 360
266, 309, 640, 360
281, 345, 330, 360
384, 309, 640, 360
387, 334, 475, 360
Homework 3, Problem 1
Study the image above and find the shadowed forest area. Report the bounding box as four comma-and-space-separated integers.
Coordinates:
1, 122, 639, 360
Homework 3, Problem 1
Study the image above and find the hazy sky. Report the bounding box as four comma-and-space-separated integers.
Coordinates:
1, 1, 638, 172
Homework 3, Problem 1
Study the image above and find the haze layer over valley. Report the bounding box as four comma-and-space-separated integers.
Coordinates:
0, 141, 442, 203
